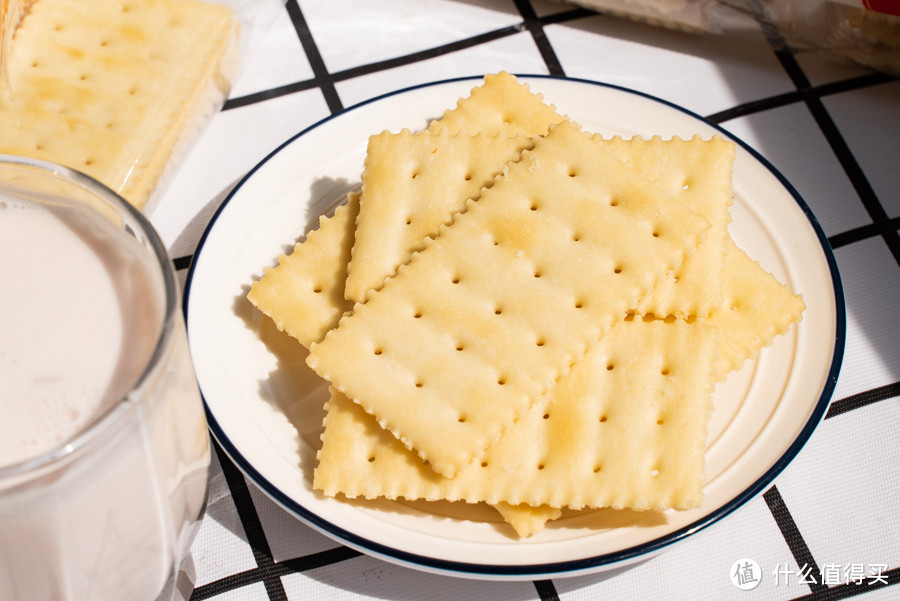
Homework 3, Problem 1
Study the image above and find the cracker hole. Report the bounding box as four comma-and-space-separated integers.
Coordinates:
457, 415, 467, 423
413, 310, 422, 319
30, 61, 39, 68
34, 143, 44, 151
455, 343, 464, 351
574, 300, 584, 309
493, 306, 503, 315
568, 168, 577, 177
405, 216, 412, 225
535, 338, 545, 347
652, 230, 660, 238
661, 367, 670, 376
481, 461, 489, 468
373, 348, 383, 356
415, 381, 424, 388
312, 286, 322, 294
650, 467, 660, 477
533, 269, 542, 278
542, 413, 550, 420
99, 40, 109, 47
593, 465, 602, 473
529, 203, 539, 211
451, 276, 461, 284
53, 24, 63, 32
537, 463, 545, 471
613, 265, 623, 274
463, 173, 472, 181
572, 233, 581, 242
497, 377, 507, 386
599, 415, 608, 423
83, 158, 94, 167
610, 198, 619, 207
411, 171, 420, 179
367, 456, 375, 463
606, 363, 615, 371
730, 302, 740, 311
657, 418, 666, 425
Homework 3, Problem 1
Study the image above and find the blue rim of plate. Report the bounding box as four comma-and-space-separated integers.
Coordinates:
183, 73, 846, 579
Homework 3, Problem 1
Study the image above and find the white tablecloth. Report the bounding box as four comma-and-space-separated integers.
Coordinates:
148, 1, 900, 599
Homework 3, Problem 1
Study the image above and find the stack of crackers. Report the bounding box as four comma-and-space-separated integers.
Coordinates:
0, 0, 236, 211
248, 72, 805, 538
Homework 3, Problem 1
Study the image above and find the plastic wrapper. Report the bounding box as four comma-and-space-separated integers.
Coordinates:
0, 0, 285, 214
724, 0, 900, 76
558, 0, 899, 76
0, 1, 32, 90
556, 0, 728, 33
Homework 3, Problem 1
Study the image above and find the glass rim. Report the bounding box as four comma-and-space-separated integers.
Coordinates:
0, 154, 180, 480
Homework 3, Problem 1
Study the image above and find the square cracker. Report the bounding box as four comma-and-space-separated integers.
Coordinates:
0, 0, 236, 210
315, 317, 716, 512
344, 130, 533, 303
306, 120, 710, 478
248, 194, 360, 349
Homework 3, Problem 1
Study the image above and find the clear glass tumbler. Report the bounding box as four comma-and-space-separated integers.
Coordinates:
0, 155, 210, 601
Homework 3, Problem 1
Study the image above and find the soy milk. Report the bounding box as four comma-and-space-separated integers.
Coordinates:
0, 196, 210, 601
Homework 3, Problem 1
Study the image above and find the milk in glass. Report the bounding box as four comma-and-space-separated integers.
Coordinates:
0, 193, 210, 601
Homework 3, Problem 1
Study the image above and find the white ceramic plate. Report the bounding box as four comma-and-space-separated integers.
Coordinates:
184, 75, 844, 580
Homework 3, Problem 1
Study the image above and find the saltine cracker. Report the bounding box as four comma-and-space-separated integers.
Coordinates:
248, 194, 360, 349
344, 130, 533, 303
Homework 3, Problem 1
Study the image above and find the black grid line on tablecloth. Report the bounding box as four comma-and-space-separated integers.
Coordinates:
761, 22, 900, 268
184, 1, 899, 599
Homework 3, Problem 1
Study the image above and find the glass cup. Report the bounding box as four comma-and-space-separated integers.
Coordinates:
0, 155, 210, 601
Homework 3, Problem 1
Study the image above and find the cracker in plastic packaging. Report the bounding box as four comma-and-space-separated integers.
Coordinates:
0, 0, 277, 212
